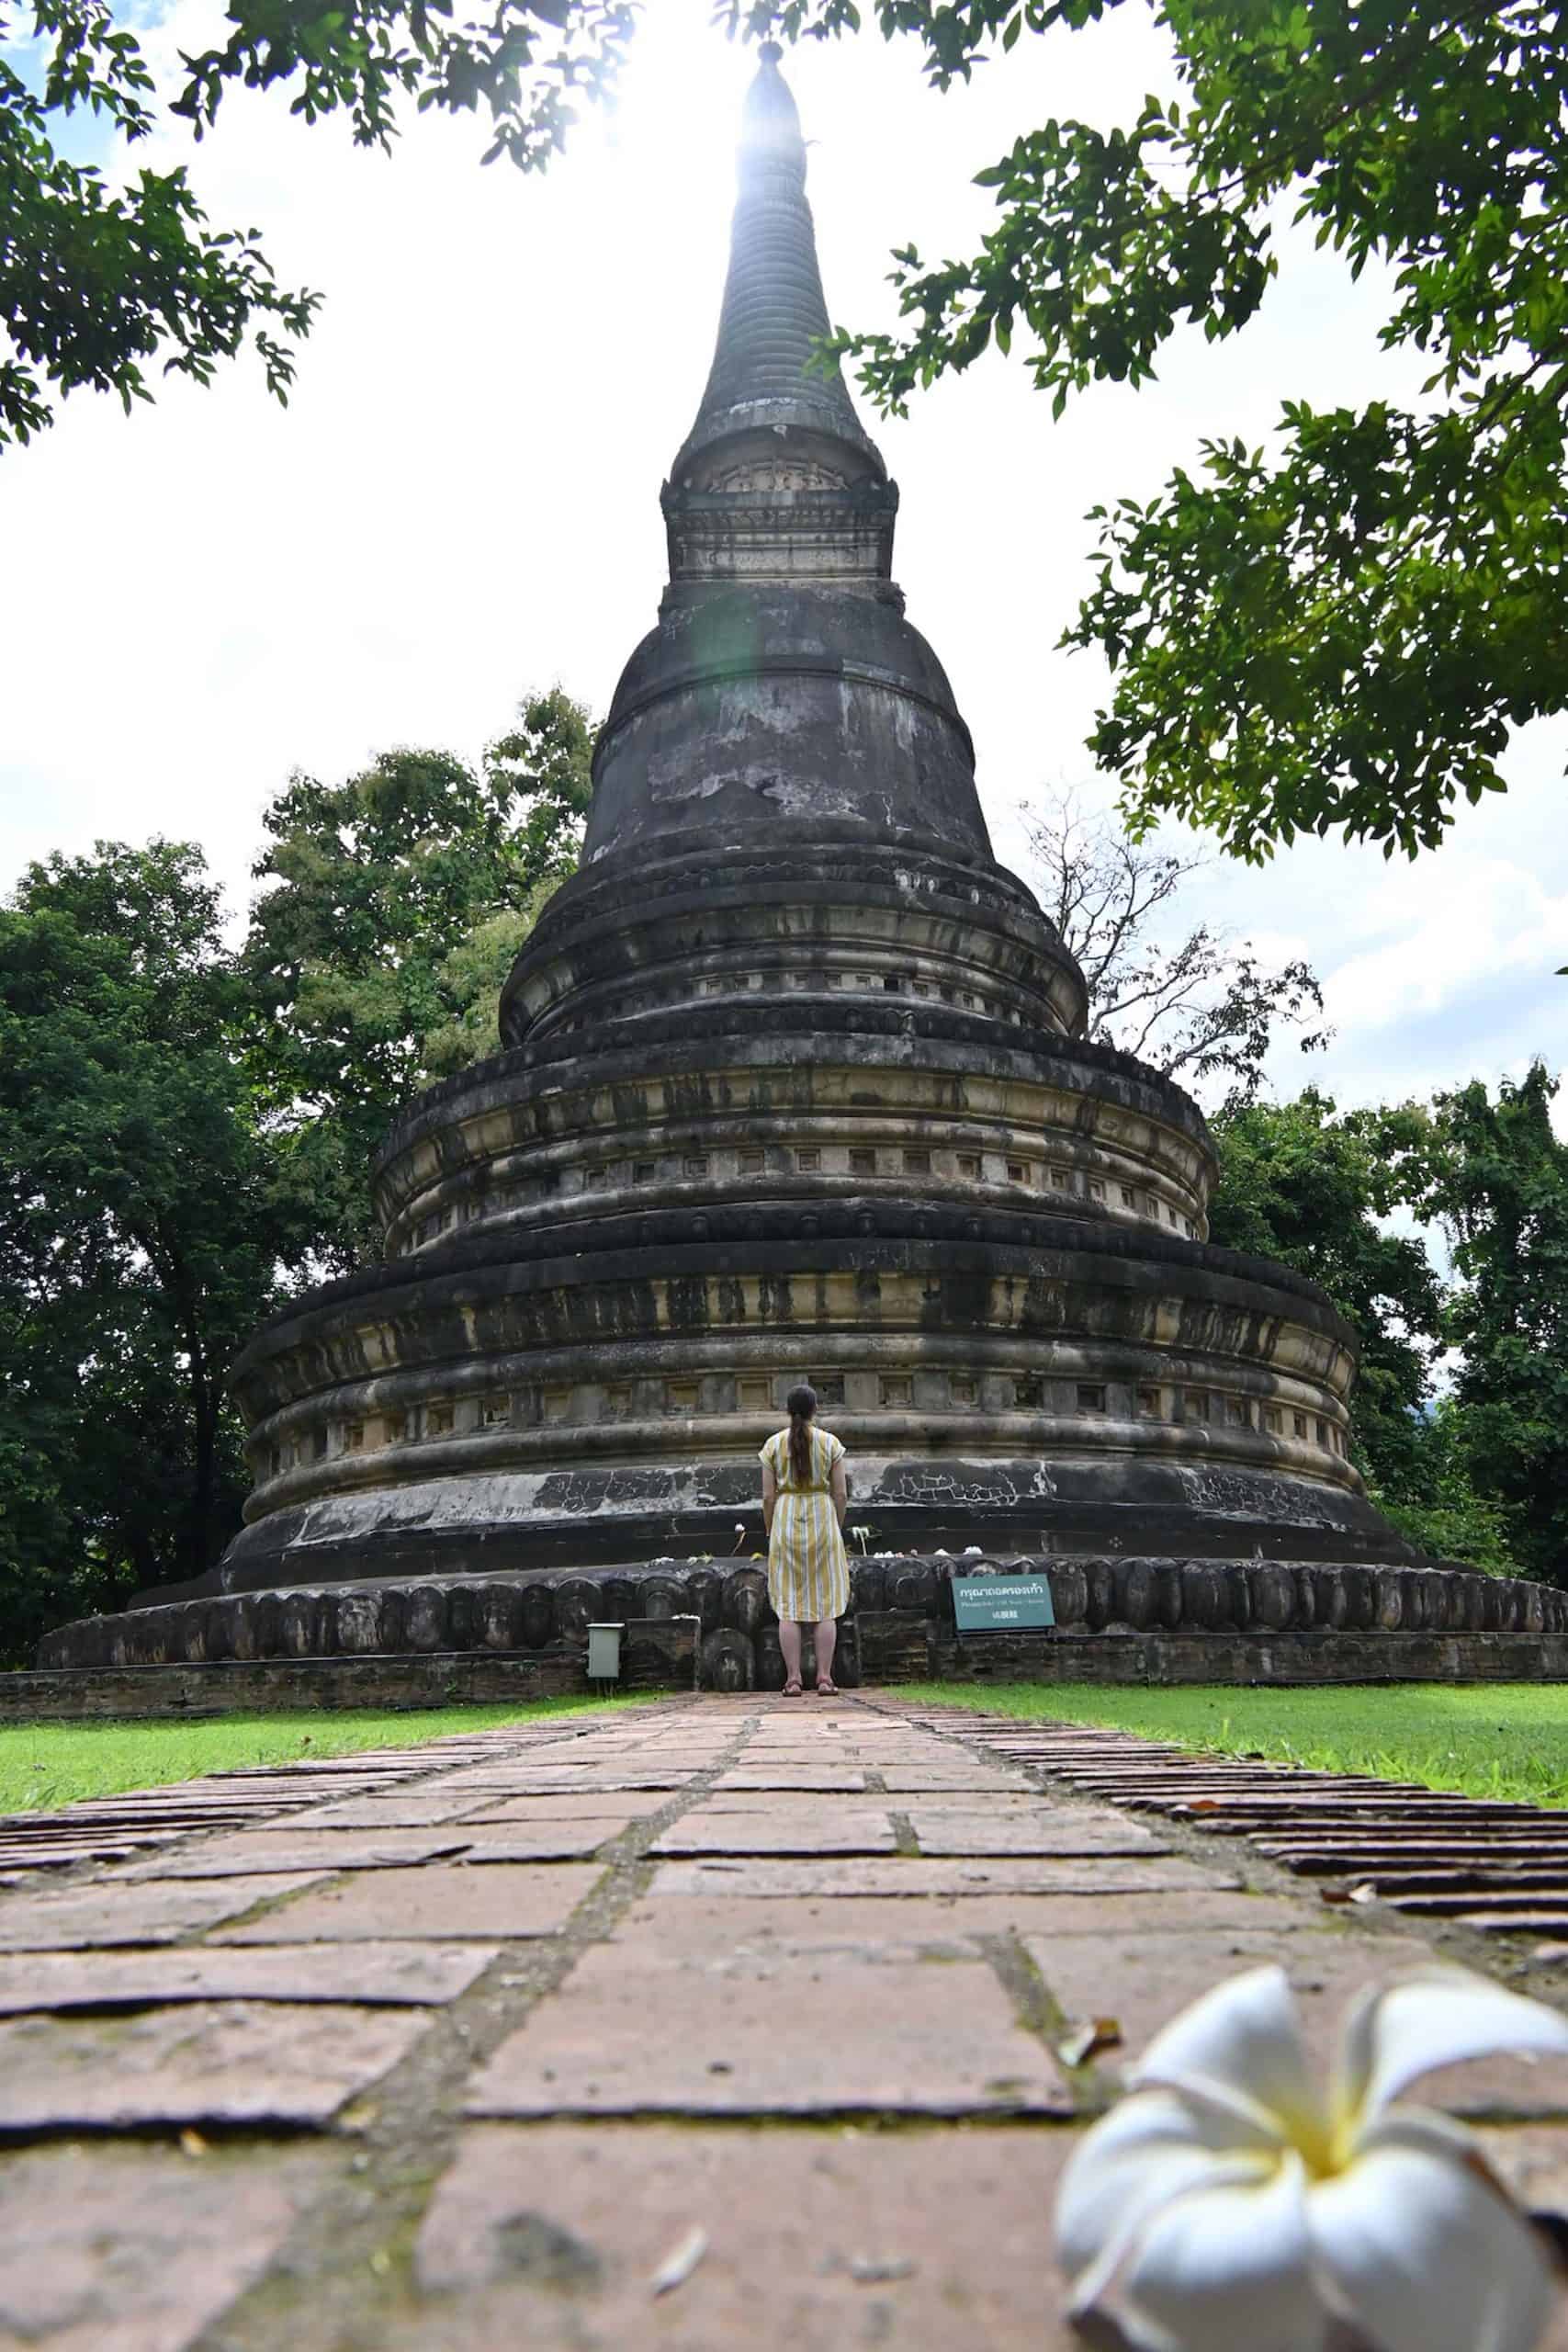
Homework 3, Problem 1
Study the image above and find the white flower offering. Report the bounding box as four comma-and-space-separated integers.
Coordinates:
1057, 1962, 1568, 2352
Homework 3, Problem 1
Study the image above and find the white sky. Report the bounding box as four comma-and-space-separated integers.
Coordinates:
3, 0, 1563, 1121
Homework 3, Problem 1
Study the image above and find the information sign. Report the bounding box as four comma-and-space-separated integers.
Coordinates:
951, 1575, 1056, 1634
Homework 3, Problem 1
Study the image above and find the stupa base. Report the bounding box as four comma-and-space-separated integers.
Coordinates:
26, 1551, 1568, 1716
9, 1623, 1568, 1724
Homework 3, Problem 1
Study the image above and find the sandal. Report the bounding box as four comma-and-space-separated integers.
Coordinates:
782, 1678, 804, 1698
815, 1679, 839, 1697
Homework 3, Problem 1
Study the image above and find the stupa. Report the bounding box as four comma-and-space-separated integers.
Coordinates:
39, 47, 1563, 1685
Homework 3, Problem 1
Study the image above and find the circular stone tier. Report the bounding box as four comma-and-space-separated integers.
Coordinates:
206, 1205, 1379, 1598
38, 1553, 1565, 1676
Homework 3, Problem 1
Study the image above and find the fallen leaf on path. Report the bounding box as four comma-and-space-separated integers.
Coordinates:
1057, 2017, 1123, 2068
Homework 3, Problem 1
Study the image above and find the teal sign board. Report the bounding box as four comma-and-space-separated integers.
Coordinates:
952, 1576, 1056, 1633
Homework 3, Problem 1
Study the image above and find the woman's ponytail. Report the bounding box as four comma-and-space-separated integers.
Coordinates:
785, 1382, 817, 1486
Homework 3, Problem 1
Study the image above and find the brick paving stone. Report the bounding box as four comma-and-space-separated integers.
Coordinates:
1479, 2123, 1568, 2220
611, 1887, 1313, 1951
450, 1794, 667, 1824
0, 2143, 334, 2352
649, 1808, 899, 1858
1417, 2045, 1568, 2123
466, 1939, 1075, 2117
901, 1806, 1170, 1858
408, 2122, 1080, 2350
452, 1824, 631, 1861
708, 1770, 871, 1792
604, 1897, 982, 1963
282, 1795, 506, 1829
879, 1769, 1036, 1792
0, 2001, 426, 2130
407, 1775, 700, 1800
1031, 1924, 1441, 2075
214, 1861, 602, 1944
112, 1830, 472, 1878
698, 1790, 897, 1813
0, 1939, 499, 2015
0, 1872, 328, 1951
646, 1855, 1236, 1901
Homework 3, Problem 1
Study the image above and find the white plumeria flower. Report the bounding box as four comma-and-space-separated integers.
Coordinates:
1057, 1962, 1568, 2352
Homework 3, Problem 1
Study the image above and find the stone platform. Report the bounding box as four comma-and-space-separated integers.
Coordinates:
34, 1550, 1568, 1701
1, 1694, 1565, 2349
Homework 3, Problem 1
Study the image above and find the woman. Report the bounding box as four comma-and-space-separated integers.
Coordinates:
760, 1382, 850, 1697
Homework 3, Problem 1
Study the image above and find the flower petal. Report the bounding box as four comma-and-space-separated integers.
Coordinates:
1307, 2118, 1555, 2352
1056, 2087, 1276, 2291
1336, 1965, 1568, 2122
1129, 1964, 1327, 2145
1090, 2148, 1324, 2352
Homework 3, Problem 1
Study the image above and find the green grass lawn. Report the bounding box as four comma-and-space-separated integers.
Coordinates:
903, 1682, 1568, 1808
0, 1696, 624, 1815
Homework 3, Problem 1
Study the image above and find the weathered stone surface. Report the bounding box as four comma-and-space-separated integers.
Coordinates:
649, 1805, 898, 1857
0, 2143, 333, 2349
0, 2002, 426, 2129
0, 1872, 325, 1950
646, 1856, 1235, 1901
698, 1627, 755, 1691
452, 1792, 666, 1826
615, 1885, 1313, 1950
413, 2122, 1084, 2348
712, 1767, 869, 1792
31, 1554, 1568, 1690
214, 1861, 601, 1943
0, 1939, 499, 2013
901, 1805, 1168, 1859
1032, 1925, 1442, 2081
466, 1941, 1074, 2118
112, 1828, 468, 1877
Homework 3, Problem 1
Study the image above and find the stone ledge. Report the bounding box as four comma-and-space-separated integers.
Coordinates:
4, 1621, 697, 1722
12, 1622, 1568, 1722
877, 1623, 1568, 1688
43, 1552, 1568, 1672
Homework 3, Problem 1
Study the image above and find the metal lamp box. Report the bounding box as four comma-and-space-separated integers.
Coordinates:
586, 1623, 625, 1679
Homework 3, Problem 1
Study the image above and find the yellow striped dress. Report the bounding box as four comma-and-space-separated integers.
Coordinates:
761, 1425, 851, 1625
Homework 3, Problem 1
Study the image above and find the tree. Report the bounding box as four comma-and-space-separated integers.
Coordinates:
1366, 1399, 1520, 1577
732, 0, 1568, 877
1420, 1065, 1568, 1579
1203, 1091, 1449, 1508
2, 0, 634, 446
0, 839, 308, 1657
0, 692, 592, 1657
1028, 789, 1326, 1108
245, 687, 592, 1265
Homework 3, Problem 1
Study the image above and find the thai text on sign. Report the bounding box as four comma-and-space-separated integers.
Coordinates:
951, 1575, 1056, 1633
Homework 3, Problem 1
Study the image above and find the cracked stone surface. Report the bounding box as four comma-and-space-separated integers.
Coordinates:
0, 1692, 1562, 2349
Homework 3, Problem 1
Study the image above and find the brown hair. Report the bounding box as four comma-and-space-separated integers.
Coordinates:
785, 1383, 817, 1486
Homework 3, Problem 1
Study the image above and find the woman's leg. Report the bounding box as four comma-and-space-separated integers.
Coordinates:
778, 1618, 804, 1693
813, 1616, 837, 1691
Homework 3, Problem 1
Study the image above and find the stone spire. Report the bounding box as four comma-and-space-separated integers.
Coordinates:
670, 42, 885, 485
582, 40, 990, 869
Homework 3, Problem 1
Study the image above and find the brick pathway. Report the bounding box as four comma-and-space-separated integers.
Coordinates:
2, 1693, 1565, 2350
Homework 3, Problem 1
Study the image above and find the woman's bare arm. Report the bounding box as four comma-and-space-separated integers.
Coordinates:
761, 1460, 777, 1537
830, 1458, 848, 1531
